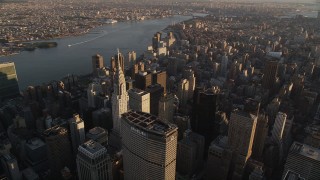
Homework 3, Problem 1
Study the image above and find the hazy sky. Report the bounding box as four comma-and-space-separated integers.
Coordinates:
204, 0, 318, 3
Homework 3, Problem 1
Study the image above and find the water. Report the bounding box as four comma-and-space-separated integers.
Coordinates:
0, 15, 191, 89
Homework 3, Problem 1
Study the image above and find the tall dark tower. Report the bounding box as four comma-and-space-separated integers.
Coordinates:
92, 54, 104, 76
43, 126, 72, 178
191, 87, 221, 151
262, 60, 278, 90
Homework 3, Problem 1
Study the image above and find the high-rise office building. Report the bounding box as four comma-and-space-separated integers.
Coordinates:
166, 31, 176, 47
87, 82, 103, 108
127, 51, 136, 67
69, 114, 85, 153
121, 111, 178, 180
177, 79, 189, 107
0, 62, 20, 100
111, 50, 129, 135
0, 154, 21, 180
146, 84, 164, 116
135, 71, 152, 90
43, 126, 72, 177
290, 74, 305, 101
183, 69, 196, 99
272, 112, 287, 144
228, 110, 257, 179
252, 113, 268, 160
282, 142, 320, 180
262, 60, 278, 89
24, 138, 47, 170
191, 87, 221, 148
249, 167, 264, 180
176, 130, 204, 177
76, 140, 112, 180
152, 32, 162, 50
92, 54, 104, 76
152, 70, 167, 94
131, 62, 144, 79
220, 54, 228, 77
158, 93, 175, 123
205, 136, 232, 180
86, 127, 108, 147
92, 108, 112, 130
173, 115, 190, 140
128, 88, 150, 113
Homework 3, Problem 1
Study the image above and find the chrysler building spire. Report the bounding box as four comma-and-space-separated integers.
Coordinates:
112, 49, 129, 135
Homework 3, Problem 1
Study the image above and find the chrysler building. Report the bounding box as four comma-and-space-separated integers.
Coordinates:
112, 49, 129, 135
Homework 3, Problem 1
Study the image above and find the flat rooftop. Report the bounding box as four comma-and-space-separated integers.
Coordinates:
290, 141, 320, 161
232, 109, 257, 120
79, 140, 106, 155
122, 111, 177, 136
128, 88, 149, 96
86, 127, 108, 138
209, 135, 228, 153
26, 138, 46, 150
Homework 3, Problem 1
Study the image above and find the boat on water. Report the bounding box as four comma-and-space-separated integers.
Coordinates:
67, 30, 108, 47
106, 19, 118, 24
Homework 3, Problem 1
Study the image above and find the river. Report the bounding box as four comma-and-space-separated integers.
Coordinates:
0, 15, 191, 89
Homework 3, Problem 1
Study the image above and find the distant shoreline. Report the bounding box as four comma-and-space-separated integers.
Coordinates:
0, 15, 179, 57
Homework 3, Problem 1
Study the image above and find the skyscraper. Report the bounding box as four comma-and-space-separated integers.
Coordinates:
158, 93, 175, 123
176, 130, 204, 177
249, 167, 264, 180
76, 140, 112, 180
228, 110, 257, 179
121, 111, 178, 180
183, 69, 196, 99
252, 113, 268, 160
128, 88, 150, 113
127, 51, 136, 67
282, 142, 320, 180
262, 60, 278, 90
92, 54, 104, 76
191, 87, 221, 149
86, 127, 108, 147
0, 62, 20, 100
177, 79, 189, 107
87, 82, 103, 108
0, 154, 21, 180
152, 70, 167, 94
43, 126, 72, 178
135, 71, 152, 90
111, 50, 129, 135
146, 84, 164, 116
205, 136, 232, 180
69, 114, 85, 153
220, 54, 228, 77
272, 112, 287, 144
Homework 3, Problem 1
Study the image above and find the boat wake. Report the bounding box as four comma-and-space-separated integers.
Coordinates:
68, 31, 108, 47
